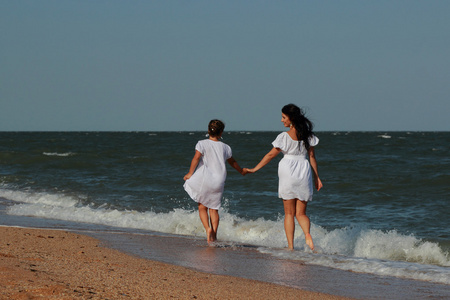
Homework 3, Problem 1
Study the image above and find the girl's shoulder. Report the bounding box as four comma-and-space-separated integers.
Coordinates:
214, 140, 231, 149
195, 139, 210, 150
198, 139, 230, 148
197, 138, 211, 144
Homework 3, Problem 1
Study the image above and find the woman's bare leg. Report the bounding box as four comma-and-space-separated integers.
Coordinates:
283, 199, 296, 250
295, 200, 314, 250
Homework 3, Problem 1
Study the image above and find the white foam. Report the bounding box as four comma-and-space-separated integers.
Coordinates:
260, 247, 450, 284
43, 152, 74, 157
1, 187, 449, 284
354, 229, 450, 266
378, 134, 392, 139
0, 189, 79, 208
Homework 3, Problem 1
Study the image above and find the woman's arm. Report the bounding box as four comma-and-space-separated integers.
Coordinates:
308, 147, 323, 191
183, 150, 202, 180
246, 147, 281, 173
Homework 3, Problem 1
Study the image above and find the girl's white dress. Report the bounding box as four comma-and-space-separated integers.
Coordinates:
184, 139, 232, 209
272, 132, 319, 201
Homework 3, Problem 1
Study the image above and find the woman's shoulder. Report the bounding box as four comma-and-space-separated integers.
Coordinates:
273, 131, 289, 141
272, 131, 289, 149
308, 134, 319, 146
275, 131, 288, 139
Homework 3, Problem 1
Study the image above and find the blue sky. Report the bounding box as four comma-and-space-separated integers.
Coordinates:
1, 1, 449, 131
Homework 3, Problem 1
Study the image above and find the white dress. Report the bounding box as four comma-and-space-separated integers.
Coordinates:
184, 139, 232, 209
272, 132, 319, 201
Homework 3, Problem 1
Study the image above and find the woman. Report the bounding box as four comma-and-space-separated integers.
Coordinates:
245, 104, 322, 250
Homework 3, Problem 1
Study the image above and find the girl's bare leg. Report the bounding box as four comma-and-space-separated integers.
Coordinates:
198, 204, 213, 243
209, 209, 219, 242
295, 200, 314, 250
283, 199, 296, 250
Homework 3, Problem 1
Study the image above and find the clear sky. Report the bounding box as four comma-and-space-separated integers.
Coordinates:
1, 1, 449, 131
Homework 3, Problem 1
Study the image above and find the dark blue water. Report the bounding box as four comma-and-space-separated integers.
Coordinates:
0, 131, 449, 285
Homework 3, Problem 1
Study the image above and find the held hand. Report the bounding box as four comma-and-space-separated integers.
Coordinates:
244, 168, 256, 174
315, 177, 323, 191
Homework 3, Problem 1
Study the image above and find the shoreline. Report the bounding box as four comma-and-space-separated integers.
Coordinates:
0, 226, 348, 299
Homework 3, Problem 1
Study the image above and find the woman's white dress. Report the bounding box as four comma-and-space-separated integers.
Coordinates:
184, 139, 232, 209
272, 132, 319, 201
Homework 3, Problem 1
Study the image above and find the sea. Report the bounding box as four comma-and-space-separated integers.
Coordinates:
0, 131, 449, 299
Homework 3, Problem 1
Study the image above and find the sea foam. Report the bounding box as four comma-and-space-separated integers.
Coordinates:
1, 187, 449, 284
43, 152, 74, 157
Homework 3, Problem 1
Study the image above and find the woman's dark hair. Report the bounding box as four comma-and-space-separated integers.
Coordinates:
208, 119, 225, 138
282, 104, 314, 150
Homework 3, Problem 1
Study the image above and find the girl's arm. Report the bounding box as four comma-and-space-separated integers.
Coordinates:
308, 147, 323, 191
227, 157, 246, 175
245, 147, 281, 173
183, 150, 202, 180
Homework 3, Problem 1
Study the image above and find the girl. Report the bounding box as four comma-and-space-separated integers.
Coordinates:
184, 120, 245, 243
245, 104, 322, 250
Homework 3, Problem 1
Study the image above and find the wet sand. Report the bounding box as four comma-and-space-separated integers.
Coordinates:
0, 226, 348, 299
88, 230, 450, 300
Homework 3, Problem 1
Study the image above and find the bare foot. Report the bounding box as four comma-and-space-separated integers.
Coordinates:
207, 228, 213, 244
305, 233, 314, 251
211, 231, 217, 242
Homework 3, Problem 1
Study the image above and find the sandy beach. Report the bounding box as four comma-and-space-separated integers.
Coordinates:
0, 226, 349, 299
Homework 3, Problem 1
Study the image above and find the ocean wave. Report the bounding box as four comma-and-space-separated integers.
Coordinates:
377, 134, 392, 139
260, 247, 450, 285
1, 187, 449, 284
43, 152, 75, 157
